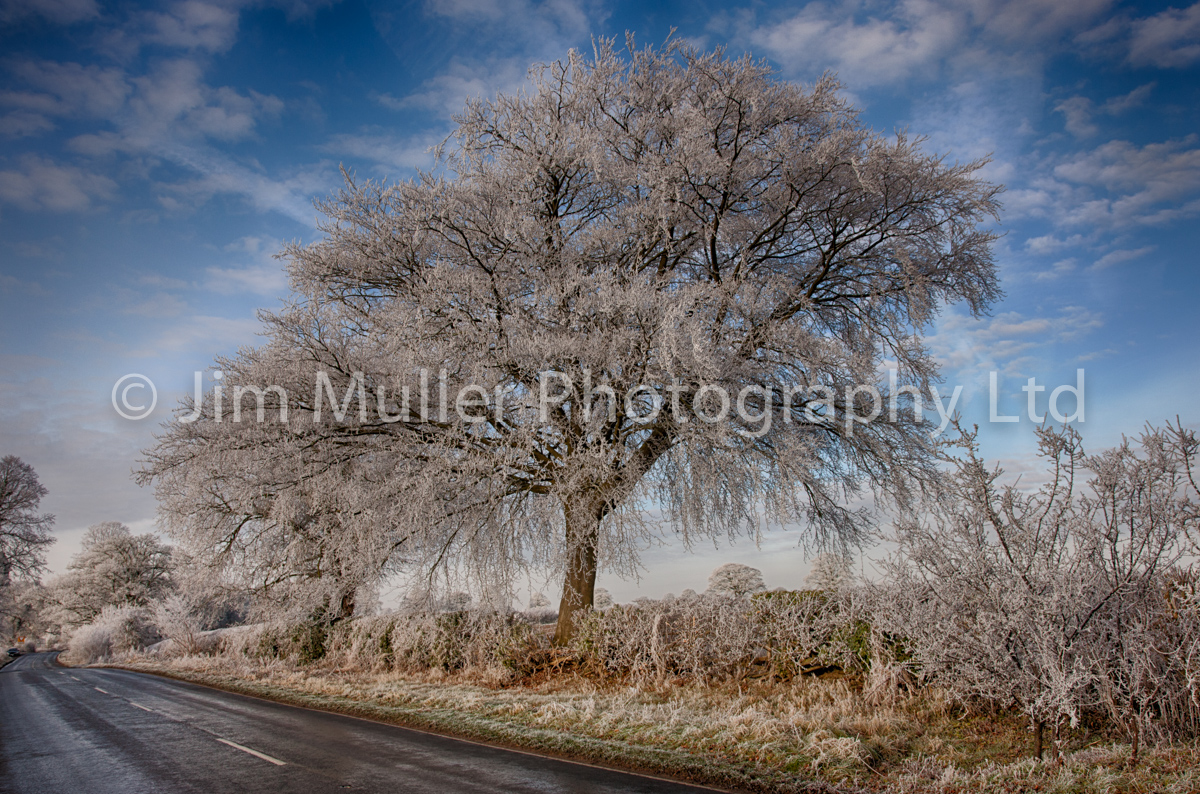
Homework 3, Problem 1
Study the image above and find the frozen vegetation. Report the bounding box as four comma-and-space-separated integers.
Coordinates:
5, 41, 1200, 794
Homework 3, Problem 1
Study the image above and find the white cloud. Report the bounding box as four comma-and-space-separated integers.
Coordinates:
1129, 2, 1200, 68
748, 0, 964, 86
1101, 82, 1154, 114
971, 0, 1114, 41
0, 272, 52, 295
1092, 245, 1154, 269
388, 58, 529, 116
120, 293, 193, 318
0, 0, 98, 25
740, 0, 1113, 88
0, 154, 116, 211
1052, 82, 1155, 139
1033, 257, 1077, 281
425, 0, 594, 41
125, 314, 263, 357
1053, 137, 1200, 227
3, 60, 131, 118
1007, 136, 1200, 233
0, 110, 55, 137
323, 131, 441, 173
154, 158, 329, 225
205, 263, 290, 296
1055, 96, 1097, 138
122, 59, 283, 144
929, 305, 1103, 379
1024, 233, 1085, 253
205, 235, 290, 297
371, 0, 604, 124
143, 1, 240, 52
2, 55, 312, 220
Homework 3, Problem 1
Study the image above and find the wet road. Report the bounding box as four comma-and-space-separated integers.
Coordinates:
0, 653, 719, 794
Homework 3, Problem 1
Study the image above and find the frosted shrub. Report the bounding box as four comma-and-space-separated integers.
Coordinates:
152, 594, 204, 656
229, 590, 879, 685
66, 605, 159, 664
570, 589, 869, 685
246, 610, 544, 675
884, 423, 1200, 760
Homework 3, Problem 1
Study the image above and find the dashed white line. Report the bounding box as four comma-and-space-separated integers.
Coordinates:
70, 676, 81, 681
129, 701, 153, 712
93, 687, 110, 694
215, 738, 286, 766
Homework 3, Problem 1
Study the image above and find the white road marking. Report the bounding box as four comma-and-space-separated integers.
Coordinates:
216, 738, 286, 766
94, 687, 110, 694
70, 676, 81, 681
129, 702, 153, 712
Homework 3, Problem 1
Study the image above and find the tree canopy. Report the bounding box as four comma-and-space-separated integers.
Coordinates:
45, 522, 174, 629
141, 39, 1000, 641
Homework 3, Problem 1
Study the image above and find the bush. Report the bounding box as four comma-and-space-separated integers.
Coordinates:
65, 605, 160, 664
569, 589, 870, 685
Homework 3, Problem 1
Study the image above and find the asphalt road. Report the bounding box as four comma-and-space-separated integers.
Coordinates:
0, 653, 720, 794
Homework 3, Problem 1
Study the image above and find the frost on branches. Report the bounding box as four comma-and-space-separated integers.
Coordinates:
140, 39, 1000, 642
882, 421, 1200, 761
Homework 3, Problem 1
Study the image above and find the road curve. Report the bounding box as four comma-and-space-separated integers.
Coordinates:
0, 653, 721, 794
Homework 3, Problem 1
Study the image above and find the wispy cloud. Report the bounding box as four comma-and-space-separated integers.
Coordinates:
205, 235, 290, 297
0, 154, 116, 210
1054, 82, 1156, 138
735, 0, 1114, 88
0, 0, 99, 25
143, 1, 241, 53
1129, 2, 1200, 68
323, 131, 441, 174
1092, 245, 1154, 269
930, 305, 1104, 379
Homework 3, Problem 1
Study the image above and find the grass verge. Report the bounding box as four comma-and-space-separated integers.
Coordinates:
103, 655, 1200, 794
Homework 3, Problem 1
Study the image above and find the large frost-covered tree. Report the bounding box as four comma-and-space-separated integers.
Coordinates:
141, 40, 1000, 642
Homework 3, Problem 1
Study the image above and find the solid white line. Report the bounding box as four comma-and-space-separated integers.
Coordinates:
216, 738, 286, 766
94, 687, 110, 694
129, 702, 153, 712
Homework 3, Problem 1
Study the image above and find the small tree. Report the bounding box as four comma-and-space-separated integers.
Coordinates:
707, 563, 766, 598
141, 39, 1001, 644
0, 455, 55, 585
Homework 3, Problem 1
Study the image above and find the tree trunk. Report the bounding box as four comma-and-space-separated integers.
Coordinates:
337, 588, 356, 622
552, 500, 601, 646
1034, 720, 1045, 760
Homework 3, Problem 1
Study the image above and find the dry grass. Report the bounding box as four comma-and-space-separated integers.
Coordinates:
106, 649, 1200, 794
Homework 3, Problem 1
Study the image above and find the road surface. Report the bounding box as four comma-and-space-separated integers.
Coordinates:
0, 653, 720, 794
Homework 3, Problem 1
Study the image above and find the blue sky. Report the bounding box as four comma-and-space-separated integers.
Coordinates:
2, 0, 1198, 601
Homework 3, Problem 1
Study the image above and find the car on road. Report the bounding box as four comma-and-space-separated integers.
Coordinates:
6, 648, 20, 658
